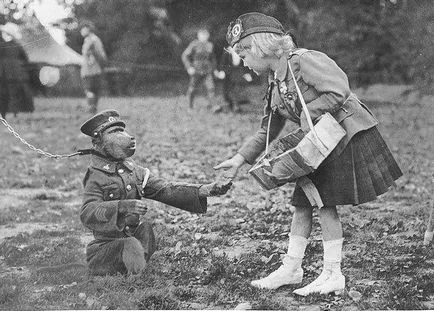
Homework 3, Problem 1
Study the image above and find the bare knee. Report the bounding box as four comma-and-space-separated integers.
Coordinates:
122, 237, 146, 275
293, 206, 313, 221
318, 206, 340, 222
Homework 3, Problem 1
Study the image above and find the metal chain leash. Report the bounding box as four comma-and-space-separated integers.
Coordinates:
0, 116, 82, 159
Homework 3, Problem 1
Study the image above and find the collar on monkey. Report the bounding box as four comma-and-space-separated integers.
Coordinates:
76, 148, 124, 162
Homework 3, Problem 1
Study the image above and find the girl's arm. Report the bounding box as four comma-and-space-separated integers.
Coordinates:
238, 108, 286, 164
299, 51, 351, 121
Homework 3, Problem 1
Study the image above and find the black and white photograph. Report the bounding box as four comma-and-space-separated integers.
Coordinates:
0, 0, 432, 310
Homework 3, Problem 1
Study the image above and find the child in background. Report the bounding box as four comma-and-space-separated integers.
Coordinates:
181, 28, 220, 111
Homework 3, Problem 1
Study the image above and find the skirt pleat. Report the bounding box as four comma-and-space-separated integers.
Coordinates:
291, 126, 403, 207
357, 135, 388, 198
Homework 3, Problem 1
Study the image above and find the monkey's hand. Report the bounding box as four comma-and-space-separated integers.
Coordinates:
199, 173, 233, 197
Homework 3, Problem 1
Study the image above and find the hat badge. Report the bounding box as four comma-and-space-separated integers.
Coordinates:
108, 116, 116, 122
229, 18, 243, 44
232, 23, 241, 37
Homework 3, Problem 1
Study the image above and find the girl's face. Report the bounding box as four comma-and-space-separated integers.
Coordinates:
99, 125, 136, 160
236, 37, 270, 75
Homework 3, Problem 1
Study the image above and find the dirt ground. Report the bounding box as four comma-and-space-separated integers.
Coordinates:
0, 89, 433, 310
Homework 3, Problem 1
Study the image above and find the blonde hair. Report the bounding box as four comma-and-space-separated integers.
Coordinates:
234, 32, 296, 58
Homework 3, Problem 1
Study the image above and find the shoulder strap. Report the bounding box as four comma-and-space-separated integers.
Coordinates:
289, 48, 309, 57
287, 59, 316, 134
264, 82, 275, 156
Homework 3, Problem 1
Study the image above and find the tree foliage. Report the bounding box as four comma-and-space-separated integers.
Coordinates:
2, 0, 433, 89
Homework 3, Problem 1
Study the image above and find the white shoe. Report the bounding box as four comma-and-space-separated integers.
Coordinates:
293, 270, 345, 296
251, 266, 303, 290
293, 270, 331, 296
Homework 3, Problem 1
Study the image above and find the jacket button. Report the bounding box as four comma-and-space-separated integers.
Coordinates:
126, 185, 132, 191
118, 169, 124, 174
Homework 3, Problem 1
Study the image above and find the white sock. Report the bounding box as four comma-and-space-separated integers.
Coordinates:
323, 238, 344, 274
283, 235, 308, 266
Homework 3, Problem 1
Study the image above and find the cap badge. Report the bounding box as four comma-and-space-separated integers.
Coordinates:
231, 19, 243, 40
232, 24, 241, 37
227, 18, 243, 46
108, 116, 116, 122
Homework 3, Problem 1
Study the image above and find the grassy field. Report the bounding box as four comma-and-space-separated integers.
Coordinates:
0, 91, 433, 310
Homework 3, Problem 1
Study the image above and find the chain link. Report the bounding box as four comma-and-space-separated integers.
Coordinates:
0, 116, 81, 159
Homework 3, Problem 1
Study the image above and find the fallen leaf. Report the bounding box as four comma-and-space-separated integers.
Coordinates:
348, 289, 362, 302
86, 297, 96, 308
174, 241, 182, 255
265, 253, 279, 265
78, 292, 86, 300
11, 147, 25, 155
299, 305, 321, 311
234, 302, 252, 310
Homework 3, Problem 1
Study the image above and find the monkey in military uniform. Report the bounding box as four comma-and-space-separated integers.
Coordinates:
80, 110, 232, 276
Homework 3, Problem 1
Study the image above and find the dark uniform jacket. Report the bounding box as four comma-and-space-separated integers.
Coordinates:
0, 38, 34, 115
181, 39, 217, 75
81, 155, 207, 240
238, 49, 379, 164
0, 38, 30, 82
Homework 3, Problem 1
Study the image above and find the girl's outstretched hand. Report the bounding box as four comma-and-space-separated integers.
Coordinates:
213, 154, 246, 179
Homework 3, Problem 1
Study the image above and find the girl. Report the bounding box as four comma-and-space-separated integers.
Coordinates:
215, 12, 402, 296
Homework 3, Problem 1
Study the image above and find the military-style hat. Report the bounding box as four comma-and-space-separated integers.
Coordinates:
80, 109, 126, 137
226, 12, 285, 47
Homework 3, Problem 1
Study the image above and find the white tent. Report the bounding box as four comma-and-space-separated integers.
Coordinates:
18, 19, 82, 67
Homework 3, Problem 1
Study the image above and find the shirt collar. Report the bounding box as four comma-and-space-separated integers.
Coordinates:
90, 154, 134, 173
123, 160, 135, 171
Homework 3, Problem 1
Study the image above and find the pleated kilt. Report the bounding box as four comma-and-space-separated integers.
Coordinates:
291, 126, 403, 207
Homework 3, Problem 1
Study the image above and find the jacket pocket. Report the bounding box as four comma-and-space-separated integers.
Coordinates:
101, 184, 121, 201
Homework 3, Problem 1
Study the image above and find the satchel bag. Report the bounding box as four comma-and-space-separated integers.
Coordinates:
248, 59, 346, 201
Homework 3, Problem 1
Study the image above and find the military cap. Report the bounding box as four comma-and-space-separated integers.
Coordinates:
80, 109, 126, 137
226, 12, 285, 47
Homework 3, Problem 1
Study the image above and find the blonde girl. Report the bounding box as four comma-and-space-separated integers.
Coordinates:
215, 12, 402, 296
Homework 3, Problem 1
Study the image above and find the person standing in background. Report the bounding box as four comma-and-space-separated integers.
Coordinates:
0, 23, 34, 119
219, 45, 254, 113
80, 21, 107, 114
181, 28, 220, 111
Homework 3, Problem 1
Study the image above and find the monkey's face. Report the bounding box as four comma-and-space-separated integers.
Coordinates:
99, 125, 136, 160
